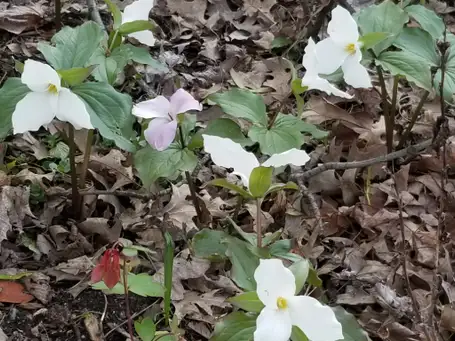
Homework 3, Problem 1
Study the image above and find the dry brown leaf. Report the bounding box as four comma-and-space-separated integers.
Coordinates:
0, 281, 33, 303
12, 132, 48, 160
0, 1, 46, 34
153, 251, 210, 300
162, 184, 197, 233
174, 289, 230, 323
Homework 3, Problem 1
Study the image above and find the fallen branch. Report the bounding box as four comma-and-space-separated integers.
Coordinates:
293, 139, 432, 181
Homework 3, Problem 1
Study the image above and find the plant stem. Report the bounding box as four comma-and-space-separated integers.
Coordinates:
178, 124, 203, 227
55, 0, 62, 30
78, 129, 94, 216
68, 126, 81, 219
376, 65, 393, 153
388, 75, 399, 152
267, 111, 280, 130
397, 90, 429, 149
108, 30, 119, 53
122, 265, 134, 340
256, 198, 263, 248
163, 231, 174, 327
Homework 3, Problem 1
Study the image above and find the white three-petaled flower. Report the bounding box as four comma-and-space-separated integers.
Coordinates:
254, 259, 343, 341
315, 5, 372, 88
122, 0, 155, 47
12, 60, 93, 134
133, 88, 202, 151
301, 38, 353, 99
202, 135, 310, 188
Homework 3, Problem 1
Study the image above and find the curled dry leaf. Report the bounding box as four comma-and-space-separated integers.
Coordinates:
0, 1, 47, 34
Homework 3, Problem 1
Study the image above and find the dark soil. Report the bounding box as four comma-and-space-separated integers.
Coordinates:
1, 288, 153, 341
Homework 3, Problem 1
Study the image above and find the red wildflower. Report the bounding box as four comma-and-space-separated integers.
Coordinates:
91, 249, 121, 289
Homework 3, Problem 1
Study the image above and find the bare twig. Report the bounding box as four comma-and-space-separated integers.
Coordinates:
293, 139, 432, 181
86, 0, 104, 28
55, 0, 61, 30
78, 188, 169, 200
397, 90, 430, 149
377, 65, 393, 153
389, 75, 399, 151
122, 265, 134, 340
393, 174, 433, 341
68, 126, 81, 219
256, 198, 263, 248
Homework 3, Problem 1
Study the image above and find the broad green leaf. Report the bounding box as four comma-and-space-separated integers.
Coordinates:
405, 5, 444, 39
393, 27, 439, 66
359, 32, 390, 50
223, 236, 260, 291
208, 178, 253, 199
49, 141, 69, 159
291, 326, 309, 341
121, 247, 138, 257
307, 267, 322, 288
226, 217, 280, 247
134, 317, 156, 341
202, 118, 253, 146
376, 51, 432, 90
264, 182, 299, 197
227, 291, 264, 312
191, 229, 229, 261
91, 280, 125, 294
211, 312, 257, 341
58, 66, 96, 86
271, 36, 292, 49
38, 21, 105, 69
118, 20, 155, 35
275, 114, 327, 140
332, 306, 371, 341
0, 78, 30, 139
289, 259, 310, 294
209, 88, 268, 125
72, 82, 136, 152
89, 44, 132, 84
104, 0, 122, 29
126, 44, 169, 72
128, 273, 165, 297
356, 1, 409, 55
154, 334, 176, 341
249, 115, 303, 155
248, 166, 273, 198
134, 145, 197, 187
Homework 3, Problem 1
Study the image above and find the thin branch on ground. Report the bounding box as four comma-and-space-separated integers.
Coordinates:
293, 139, 432, 181
377, 65, 393, 153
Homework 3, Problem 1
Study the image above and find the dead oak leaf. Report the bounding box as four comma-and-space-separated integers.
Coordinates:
162, 184, 197, 233
0, 1, 47, 34
174, 289, 230, 323
0, 281, 33, 304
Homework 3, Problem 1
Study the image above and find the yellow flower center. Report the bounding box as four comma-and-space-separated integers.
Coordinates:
345, 43, 356, 55
276, 297, 288, 310
47, 84, 58, 94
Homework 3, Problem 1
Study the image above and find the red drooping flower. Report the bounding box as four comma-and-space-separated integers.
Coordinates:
91, 249, 121, 289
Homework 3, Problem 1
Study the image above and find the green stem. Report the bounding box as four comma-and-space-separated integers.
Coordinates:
78, 129, 94, 215
256, 198, 263, 248
68, 126, 81, 219
376, 65, 393, 153
178, 125, 203, 227
163, 231, 174, 326
397, 90, 429, 149
267, 111, 280, 130
123, 265, 134, 340
108, 30, 119, 53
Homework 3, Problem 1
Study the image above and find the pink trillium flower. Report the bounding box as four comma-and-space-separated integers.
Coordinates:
132, 89, 202, 151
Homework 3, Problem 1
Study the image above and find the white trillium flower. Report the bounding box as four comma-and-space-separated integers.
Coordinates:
315, 5, 372, 88
12, 60, 93, 134
254, 259, 343, 341
202, 135, 310, 188
122, 0, 156, 47
301, 38, 353, 99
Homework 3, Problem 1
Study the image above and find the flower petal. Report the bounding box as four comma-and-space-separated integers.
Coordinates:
302, 38, 318, 72
287, 296, 343, 341
202, 135, 259, 188
144, 118, 177, 151
128, 30, 156, 47
122, 0, 154, 23
262, 149, 310, 169
133, 96, 171, 119
91, 264, 105, 284
56, 88, 93, 129
328, 5, 359, 46
342, 51, 372, 88
254, 307, 292, 341
254, 259, 296, 308
302, 74, 353, 99
314, 38, 347, 75
169, 88, 203, 118
22, 59, 61, 93
12, 92, 55, 134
